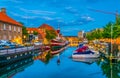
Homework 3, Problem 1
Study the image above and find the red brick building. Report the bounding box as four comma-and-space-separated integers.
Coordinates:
0, 8, 22, 43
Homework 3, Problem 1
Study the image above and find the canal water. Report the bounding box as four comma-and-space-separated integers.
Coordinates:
1, 47, 120, 78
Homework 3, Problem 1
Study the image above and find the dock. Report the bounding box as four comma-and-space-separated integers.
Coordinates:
0, 46, 41, 67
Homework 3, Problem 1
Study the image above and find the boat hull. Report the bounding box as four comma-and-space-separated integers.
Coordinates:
72, 54, 100, 59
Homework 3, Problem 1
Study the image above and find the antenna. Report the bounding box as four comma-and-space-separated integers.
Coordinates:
58, 23, 60, 30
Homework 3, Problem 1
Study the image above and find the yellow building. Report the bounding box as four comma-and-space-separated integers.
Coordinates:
65, 36, 81, 47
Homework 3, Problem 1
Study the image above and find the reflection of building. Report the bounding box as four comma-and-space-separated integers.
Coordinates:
0, 8, 22, 43
65, 36, 80, 46
0, 57, 33, 78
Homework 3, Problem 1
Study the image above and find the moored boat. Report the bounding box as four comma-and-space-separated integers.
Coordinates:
72, 50, 100, 59
72, 44, 100, 59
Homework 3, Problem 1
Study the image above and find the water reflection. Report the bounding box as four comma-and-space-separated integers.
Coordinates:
34, 51, 53, 64
1, 47, 120, 78
0, 56, 33, 78
98, 57, 120, 78
72, 58, 99, 65
34, 48, 120, 78
34, 51, 61, 65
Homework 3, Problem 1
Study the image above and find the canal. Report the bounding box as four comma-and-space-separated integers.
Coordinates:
1, 47, 120, 78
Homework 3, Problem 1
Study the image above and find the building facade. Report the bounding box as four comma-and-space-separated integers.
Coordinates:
26, 28, 45, 42
0, 8, 22, 43
78, 30, 85, 39
65, 36, 81, 46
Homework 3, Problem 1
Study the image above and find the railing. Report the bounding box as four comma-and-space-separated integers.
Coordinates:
0, 46, 35, 55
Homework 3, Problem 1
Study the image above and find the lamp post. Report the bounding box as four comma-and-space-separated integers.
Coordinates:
23, 35, 26, 44
110, 23, 114, 59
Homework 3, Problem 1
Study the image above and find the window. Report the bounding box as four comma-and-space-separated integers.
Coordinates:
14, 26, 16, 31
9, 35, 12, 40
31, 31, 33, 33
3, 35, 6, 40
18, 27, 20, 32
28, 31, 30, 33
9, 25, 11, 31
3, 24, 6, 30
14, 36, 16, 39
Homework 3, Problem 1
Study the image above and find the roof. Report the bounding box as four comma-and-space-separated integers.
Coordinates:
26, 28, 45, 38
39, 24, 54, 30
0, 12, 22, 26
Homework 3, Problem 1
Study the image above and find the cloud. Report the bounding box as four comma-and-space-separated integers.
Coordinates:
10, 12, 39, 19
10, 0, 23, 3
56, 15, 94, 26
19, 8, 56, 15
81, 15, 94, 21
86, 0, 101, 3
65, 6, 79, 14
41, 16, 54, 20
2, 0, 23, 3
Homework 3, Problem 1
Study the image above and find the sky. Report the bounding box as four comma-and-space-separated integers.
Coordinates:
0, 0, 120, 36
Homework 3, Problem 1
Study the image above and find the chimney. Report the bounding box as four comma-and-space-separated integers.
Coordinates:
1, 8, 6, 14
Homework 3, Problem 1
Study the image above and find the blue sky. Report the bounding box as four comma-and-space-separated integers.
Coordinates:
0, 0, 120, 36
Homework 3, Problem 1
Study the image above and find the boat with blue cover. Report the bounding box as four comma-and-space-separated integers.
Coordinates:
72, 43, 100, 59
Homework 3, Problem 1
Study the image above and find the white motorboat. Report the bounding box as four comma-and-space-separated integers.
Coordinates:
72, 50, 100, 59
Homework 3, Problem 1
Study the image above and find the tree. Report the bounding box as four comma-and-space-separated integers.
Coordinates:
86, 17, 120, 40
45, 30, 57, 41
33, 31, 38, 35
19, 22, 28, 43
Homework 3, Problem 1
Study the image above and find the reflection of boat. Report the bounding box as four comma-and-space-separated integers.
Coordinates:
57, 54, 60, 65
0, 57, 33, 78
72, 58, 99, 64
51, 39, 66, 46
51, 46, 68, 55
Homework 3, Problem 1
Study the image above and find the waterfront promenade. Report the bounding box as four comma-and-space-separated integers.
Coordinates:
0, 46, 40, 55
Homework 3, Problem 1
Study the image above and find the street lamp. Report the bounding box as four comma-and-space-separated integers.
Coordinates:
23, 35, 26, 44
110, 23, 114, 57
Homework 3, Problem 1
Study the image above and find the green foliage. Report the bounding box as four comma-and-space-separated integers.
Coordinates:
22, 26, 28, 37
102, 22, 112, 38
100, 58, 120, 78
45, 51, 52, 64
45, 30, 57, 41
86, 29, 103, 40
86, 19, 120, 40
33, 31, 38, 35
19, 22, 28, 39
